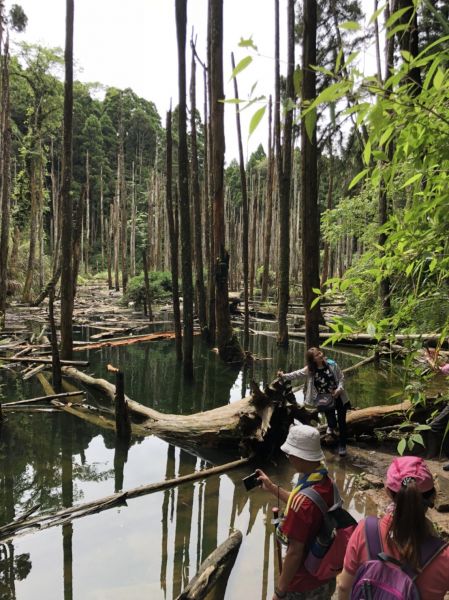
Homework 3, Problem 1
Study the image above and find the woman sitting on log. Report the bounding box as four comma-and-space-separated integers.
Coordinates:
278, 347, 350, 457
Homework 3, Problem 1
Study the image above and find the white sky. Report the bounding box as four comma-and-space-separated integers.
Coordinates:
6, 0, 378, 162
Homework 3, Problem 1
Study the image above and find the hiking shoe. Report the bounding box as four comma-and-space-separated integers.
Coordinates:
338, 445, 347, 457
326, 427, 336, 436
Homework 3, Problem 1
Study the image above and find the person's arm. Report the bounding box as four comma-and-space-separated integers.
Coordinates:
277, 366, 308, 382
256, 469, 290, 503
331, 362, 345, 397
272, 539, 304, 600
336, 568, 355, 600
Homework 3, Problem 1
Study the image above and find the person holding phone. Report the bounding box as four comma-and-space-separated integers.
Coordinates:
256, 424, 337, 600
278, 347, 350, 457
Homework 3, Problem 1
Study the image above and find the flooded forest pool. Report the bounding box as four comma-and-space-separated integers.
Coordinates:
0, 324, 405, 599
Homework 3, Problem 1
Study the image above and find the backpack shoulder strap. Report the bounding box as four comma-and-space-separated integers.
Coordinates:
298, 486, 328, 515
364, 516, 383, 560
418, 537, 449, 575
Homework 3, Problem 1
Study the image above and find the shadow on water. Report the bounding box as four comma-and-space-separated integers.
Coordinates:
0, 327, 404, 599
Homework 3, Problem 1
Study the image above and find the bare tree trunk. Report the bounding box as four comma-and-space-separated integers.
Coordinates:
166, 109, 182, 361
84, 150, 90, 275
72, 186, 86, 298
231, 51, 249, 350
113, 159, 120, 291
130, 162, 136, 277
277, 0, 294, 348
176, 0, 194, 376
119, 116, 128, 292
100, 166, 105, 269
321, 153, 334, 287
190, 40, 207, 334
142, 249, 153, 321
0, 36, 11, 328
206, 1, 216, 344
106, 210, 113, 289
60, 0, 74, 360
22, 156, 39, 302
210, 0, 243, 364
261, 95, 274, 303
301, 0, 321, 349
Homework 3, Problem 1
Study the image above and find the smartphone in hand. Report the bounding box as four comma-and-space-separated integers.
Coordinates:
242, 472, 262, 491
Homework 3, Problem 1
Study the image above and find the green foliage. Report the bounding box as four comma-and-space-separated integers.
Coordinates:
123, 271, 173, 307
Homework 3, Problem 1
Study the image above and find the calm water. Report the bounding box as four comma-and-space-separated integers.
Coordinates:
0, 327, 404, 600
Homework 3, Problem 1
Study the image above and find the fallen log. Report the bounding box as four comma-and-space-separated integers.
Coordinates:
73, 331, 200, 351
175, 530, 242, 600
0, 457, 250, 542
3, 356, 89, 367
2, 390, 86, 407
60, 366, 299, 455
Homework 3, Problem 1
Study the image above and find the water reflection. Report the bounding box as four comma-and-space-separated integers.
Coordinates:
0, 331, 405, 599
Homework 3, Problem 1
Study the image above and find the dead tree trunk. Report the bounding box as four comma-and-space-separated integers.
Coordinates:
60, 0, 74, 360
277, 0, 294, 347
301, 0, 321, 349
231, 51, 249, 350
0, 37, 11, 328
165, 108, 183, 362
209, 0, 244, 364
261, 96, 274, 303
176, 0, 195, 377
190, 40, 207, 335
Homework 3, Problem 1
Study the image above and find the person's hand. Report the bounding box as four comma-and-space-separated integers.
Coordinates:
256, 469, 275, 493
332, 388, 341, 398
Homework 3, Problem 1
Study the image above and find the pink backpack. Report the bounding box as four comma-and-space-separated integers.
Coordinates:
298, 482, 357, 581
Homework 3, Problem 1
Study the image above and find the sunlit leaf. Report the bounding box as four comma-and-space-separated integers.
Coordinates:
339, 21, 361, 31
397, 438, 406, 455
230, 56, 253, 80
248, 105, 266, 137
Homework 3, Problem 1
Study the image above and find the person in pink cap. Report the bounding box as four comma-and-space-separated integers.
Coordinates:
337, 456, 449, 599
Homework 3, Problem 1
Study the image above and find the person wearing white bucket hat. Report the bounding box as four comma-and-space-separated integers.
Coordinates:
257, 424, 337, 600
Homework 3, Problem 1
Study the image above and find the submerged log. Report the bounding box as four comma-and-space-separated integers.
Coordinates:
0, 457, 250, 541
176, 530, 242, 600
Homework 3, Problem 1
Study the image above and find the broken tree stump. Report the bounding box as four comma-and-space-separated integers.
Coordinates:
107, 364, 131, 443
175, 530, 243, 600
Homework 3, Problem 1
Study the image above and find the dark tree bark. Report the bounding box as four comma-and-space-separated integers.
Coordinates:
190, 40, 207, 334
175, 0, 194, 377
395, 0, 421, 91
0, 36, 11, 328
142, 248, 153, 321
60, 0, 74, 360
209, 0, 244, 364
277, 0, 294, 348
321, 153, 333, 287
301, 0, 321, 349
166, 109, 183, 362
261, 95, 274, 303
72, 186, 86, 298
206, 3, 216, 344
119, 111, 128, 292
231, 51, 249, 350
378, 0, 396, 316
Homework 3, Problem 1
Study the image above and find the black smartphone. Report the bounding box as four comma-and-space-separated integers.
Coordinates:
242, 472, 261, 491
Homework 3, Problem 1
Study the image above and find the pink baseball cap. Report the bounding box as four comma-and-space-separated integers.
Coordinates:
386, 456, 434, 493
